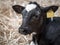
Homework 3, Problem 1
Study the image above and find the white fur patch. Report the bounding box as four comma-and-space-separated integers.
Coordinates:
30, 41, 38, 45
30, 41, 36, 45
25, 4, 37, 12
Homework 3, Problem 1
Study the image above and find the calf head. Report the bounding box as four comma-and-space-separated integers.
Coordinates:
12, 2, 58, 35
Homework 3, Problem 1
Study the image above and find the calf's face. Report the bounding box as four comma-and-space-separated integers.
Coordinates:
12, 2, 58, 35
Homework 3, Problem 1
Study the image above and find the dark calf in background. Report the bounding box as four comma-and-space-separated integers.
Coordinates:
12, 2, 59, 45
45, 17, 60, 45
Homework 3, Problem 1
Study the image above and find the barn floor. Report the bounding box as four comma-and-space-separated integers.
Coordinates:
0, 0, 60, 45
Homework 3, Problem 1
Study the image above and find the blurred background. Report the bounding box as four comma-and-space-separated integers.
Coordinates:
0, 0, 60, 45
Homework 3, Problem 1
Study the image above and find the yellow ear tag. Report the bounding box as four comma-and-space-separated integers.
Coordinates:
47, 10, 54, 18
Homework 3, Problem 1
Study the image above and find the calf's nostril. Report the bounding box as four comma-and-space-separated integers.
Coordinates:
19, 28, 24, 33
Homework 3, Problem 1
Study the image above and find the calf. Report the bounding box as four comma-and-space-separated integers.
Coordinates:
12, 2, 58, 45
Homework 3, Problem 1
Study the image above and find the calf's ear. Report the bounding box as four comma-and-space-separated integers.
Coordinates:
43, 6, 59, 18
12, 5, 25, 14
44, 6, 59, 12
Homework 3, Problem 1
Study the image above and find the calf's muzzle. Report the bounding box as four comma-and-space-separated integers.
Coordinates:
18, 26, 32, 35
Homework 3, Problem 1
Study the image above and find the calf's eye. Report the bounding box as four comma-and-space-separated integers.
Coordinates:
32, 15, 38, 19
35, 15, 38, 18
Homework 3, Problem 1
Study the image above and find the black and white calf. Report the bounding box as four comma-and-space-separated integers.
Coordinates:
12, 2, 59, 45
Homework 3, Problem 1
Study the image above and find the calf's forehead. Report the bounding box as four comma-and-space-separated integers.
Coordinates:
22, 3, 41, 17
